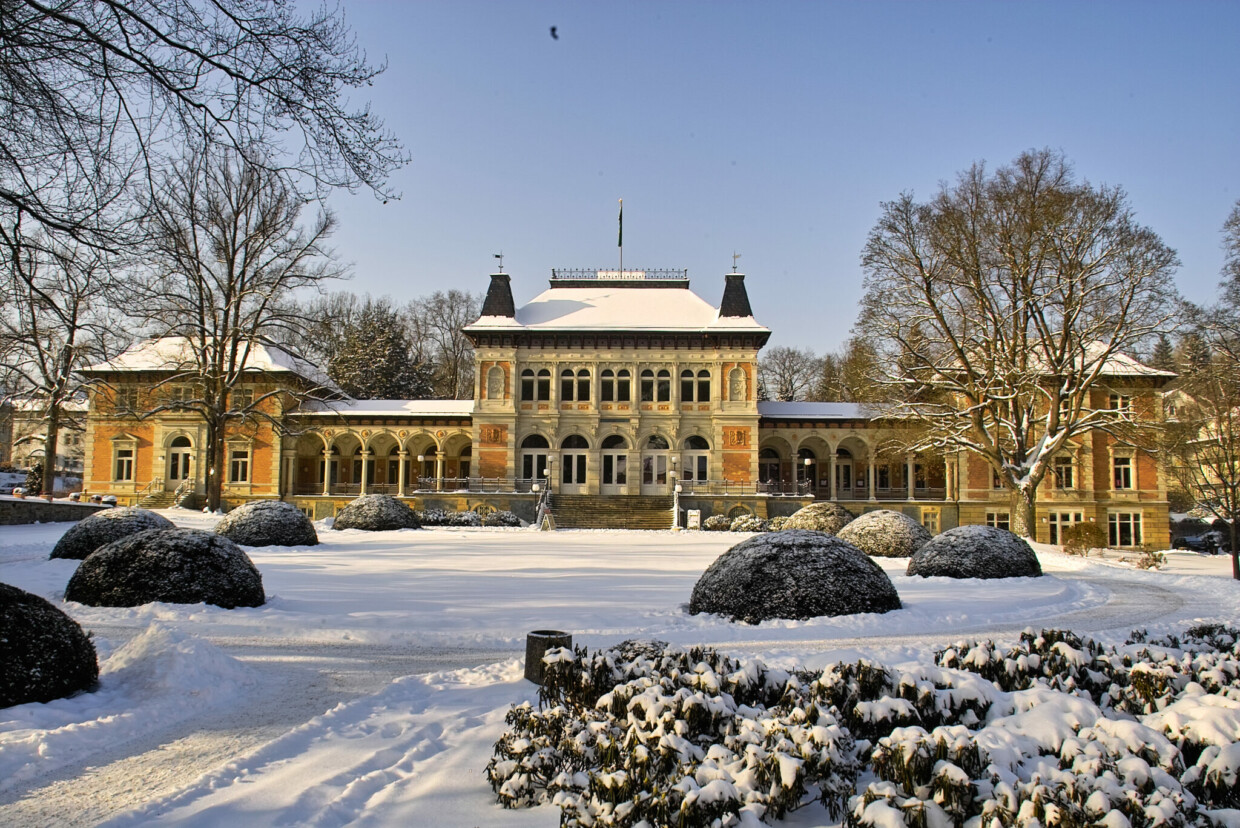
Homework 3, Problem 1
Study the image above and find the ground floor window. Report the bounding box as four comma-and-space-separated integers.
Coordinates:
1109, 512, 1143, 547
986, 511, 1010, 530
229, 448, 250, 483
114, 447, 134, 481
1048, 511, 1083, 544
921, 507, 940, 534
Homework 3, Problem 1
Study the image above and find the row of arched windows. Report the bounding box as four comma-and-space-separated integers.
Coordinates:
518, 368, 713, 404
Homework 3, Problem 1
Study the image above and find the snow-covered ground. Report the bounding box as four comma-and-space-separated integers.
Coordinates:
0, 513, 1236, 826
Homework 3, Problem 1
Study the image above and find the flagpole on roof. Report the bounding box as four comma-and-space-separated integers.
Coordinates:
618, 198, 623, 273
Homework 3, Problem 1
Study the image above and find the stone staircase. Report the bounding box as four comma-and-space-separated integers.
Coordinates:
137, 490, 178, 509
548, 495, 674, 530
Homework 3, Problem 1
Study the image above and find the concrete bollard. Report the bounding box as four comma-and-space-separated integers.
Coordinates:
524, 629, 572, 684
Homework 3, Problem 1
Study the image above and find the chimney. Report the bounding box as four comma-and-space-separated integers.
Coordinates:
719, 273, 753, 318
480, 273, 516, 318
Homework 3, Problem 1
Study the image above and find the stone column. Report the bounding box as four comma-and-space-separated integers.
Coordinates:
360, 450, 372, 495
435, 451, 445, 492
397, 451, 408, 497
868, 454, 877, 502
906, 454, 915, 501
321, 449, 331, 496
826, 453, 835, 500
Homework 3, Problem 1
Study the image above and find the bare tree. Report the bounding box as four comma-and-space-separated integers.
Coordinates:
0, 0, 405, 251
131, 147, 342, 510
858, 149, 1179, 535
0, 216, 123, 492
759, 346, 822, 402
811, 337, 881, 403
409, 291, 480, 400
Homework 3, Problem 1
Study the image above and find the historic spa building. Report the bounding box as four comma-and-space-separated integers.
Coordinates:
78, 268, 1173, 546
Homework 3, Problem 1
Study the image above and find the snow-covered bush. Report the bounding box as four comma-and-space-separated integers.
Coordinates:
767, 515, 789, 531
783, 501, 855, 534
702, 514, 731, 531
331, 494, 420, 531
837, 509, 932, 558
483, 510, 523, 527
50, 507, 175, 560
415, 508, 449, 526
729, 513, 767, 532
1060, 521, 1107, 556
448, 509, 481, 527
689, 530, 902, 623
64, 528, 265, 608
0, 582, 98, 708
24, 462, 43, 497
906, 524, 1042, 579
214, 500, 318, 547
489, 624, 1240, 828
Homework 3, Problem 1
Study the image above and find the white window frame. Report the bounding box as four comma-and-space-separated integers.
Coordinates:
1052, 456, 1074, 490
1112, 454, 1134, 490
113, 445, 135, 481
227, 442, 252, 484
986, 511, 1011, 530
1108, 512, 1143, 548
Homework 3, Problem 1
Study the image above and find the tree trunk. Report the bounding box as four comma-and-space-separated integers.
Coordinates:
1231, 522, 1239, 581
1012, 486, 1037, 540
42, 404, 60, 495
205, 419, 225, 512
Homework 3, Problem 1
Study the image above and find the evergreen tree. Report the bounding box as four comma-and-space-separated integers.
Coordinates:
327, 301, 434, 399
24, 462, 43, 496
1150, 333, 1176, 373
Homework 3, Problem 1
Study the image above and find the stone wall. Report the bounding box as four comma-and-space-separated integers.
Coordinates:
0, 498, 106, 525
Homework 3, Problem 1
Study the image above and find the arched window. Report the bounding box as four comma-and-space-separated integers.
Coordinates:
680, 369, 712, 403
616, 369, 631, 402
640, 369, 655, 402
561, 435, 590, 449
561, 369, 592, 403
577, 369, 590, 402
561, 368, 575, 401
521, 434, 550, 449
170, 435, 191, 448
520, 434, 550, 481
684, 436, 710, 450
645, 435, 669, 450
797, 447, 817, 487
601, 434, 628, 449
536, 369, 551, 401
697, 369, 711, 402
521, 369, 535, 401
759, 448, 781, 483
682, 435, 710, 483
681, 369, 695, 402
656, 370, 671, 402
600, 369, 616, 402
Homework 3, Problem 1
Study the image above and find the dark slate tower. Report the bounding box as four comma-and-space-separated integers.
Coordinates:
719, 273, 754, 318
479, 273, 516, 318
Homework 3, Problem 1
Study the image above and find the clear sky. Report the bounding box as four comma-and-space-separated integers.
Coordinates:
324, 1, 1240, 353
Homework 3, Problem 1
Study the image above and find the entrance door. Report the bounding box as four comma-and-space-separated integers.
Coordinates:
560, 435, 589, 495
836, 461, 852, 496
641, 434, 671, 495
167, 436, 192, 489
600, 435, 628, 495
1048, 512, 1083, 544
520, 435, 551, 489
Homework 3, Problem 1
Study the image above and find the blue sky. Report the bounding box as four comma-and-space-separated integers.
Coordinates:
325, 1, 1240, 352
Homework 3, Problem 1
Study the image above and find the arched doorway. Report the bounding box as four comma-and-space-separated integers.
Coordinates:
836, 447, 854, 497
759, 448, 781, 485
600, 434, 628, 495
681, 435, 710, 490
797, 447, 817, 494
520, 435, 551, 484
641, 434, 670, 495
167, 435, 193, 489
560, 435, 589, 494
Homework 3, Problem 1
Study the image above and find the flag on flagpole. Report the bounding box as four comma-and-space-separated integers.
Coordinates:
618, 199, 623, 248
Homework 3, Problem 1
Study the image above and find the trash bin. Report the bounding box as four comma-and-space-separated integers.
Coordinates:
524, 629, 572, 684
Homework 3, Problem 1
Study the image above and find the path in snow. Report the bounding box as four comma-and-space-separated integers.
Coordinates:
0, 644, 514, 827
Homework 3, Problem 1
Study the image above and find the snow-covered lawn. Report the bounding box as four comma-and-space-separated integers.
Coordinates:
0, 513, 1237, 826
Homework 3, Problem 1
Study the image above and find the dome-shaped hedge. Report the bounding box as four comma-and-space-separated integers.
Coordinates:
64, 529, 265, 608
782, 502, 855, 534
837, 509, 932, 558
702, 514, 732, 531
332, 494, 421, 531
50, 507, 175, 560
689, 529, 902, 623
729, 514, 768, 532
214, 500, 318, 547
0, 582, 98, 708
906, 525, 1042, 579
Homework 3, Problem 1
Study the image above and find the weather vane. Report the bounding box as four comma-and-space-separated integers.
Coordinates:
493, 252, 504, 273
732, 251, 742, 272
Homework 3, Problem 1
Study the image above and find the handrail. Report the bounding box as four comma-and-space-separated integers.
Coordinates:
137, 476, 164, 499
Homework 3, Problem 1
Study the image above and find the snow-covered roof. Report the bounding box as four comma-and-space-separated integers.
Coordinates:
758, 401, 873, 419
84, 337, 336, 390
466, 285, 769, 334
298, 399, 475, 418
1086, 344, 1176, 378
9, 396, 88, 413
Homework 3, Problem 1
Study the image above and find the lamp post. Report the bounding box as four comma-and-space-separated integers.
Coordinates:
546, 457, 555, 495
803, 456, 813, 495
417, 455, 425, 491
671, 470, 681, 530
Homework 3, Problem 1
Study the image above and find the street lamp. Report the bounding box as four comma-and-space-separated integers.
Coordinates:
417, 455, 425, 491
803, 456, 813, 494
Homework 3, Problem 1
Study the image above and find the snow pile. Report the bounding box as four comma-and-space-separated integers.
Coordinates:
837, 509, 932, 558
702, 514, 731, 531
214, 500, 318, 547
49, 507, 174, 560
783, 501, 855, 534
729, 513, 767, 532
689, 530, 902, 623
491, 627, 1240, 828
64, 528, 265, 608
908, 524, 1043, 579
0, 582, 97, 707
332, 494, 421, 531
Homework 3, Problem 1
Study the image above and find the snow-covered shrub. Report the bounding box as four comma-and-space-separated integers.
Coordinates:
767, 515, 789, 531
483, 510, 523, 527
448, 509, 481, 527
0, 582, 98, 708
24, 462, 43, 497
783, 501, 855, 534
64, 528, 265, 608
702, 514, 731, 531
331, 494, 420, 531
50, 507, 175, 560
689, 530, 902, 623
837, 509, 932, 558
1134, 548, 1167, 570
214, 500, 318, 547
729, 513, 767, 532
1060, 521, 1107, 556
906, 525, 1042, 579
416, 508, 449, 526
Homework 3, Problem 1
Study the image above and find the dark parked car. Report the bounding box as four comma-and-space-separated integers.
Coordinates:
1173, 533, 1220, 553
